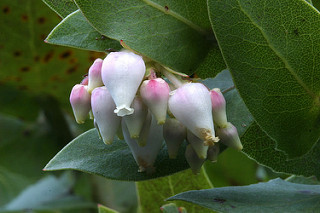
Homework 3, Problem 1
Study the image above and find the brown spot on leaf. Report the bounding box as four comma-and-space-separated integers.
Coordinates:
15, 76, 22, 82
34, 56, 40, 62
50, 75, 62, 82
43, 50, 54, 63
18, 85, 28, 90
213, 198, 226, 204
164, 5, 169, 11
69, 58, 77, 64
0, 44, 4, 49
20, 66, 30, 72
2, 6, 10, 14
59, 50, 72, 59
37, 17, 46, 24
14, 51, 22, 57
66, 65, 78, 74
21, 14, 28, 22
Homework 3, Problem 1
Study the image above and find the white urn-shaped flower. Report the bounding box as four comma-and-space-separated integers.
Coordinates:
216, 122, 243, 151
168, 83, 218, 146
69, 84, 91, 124
101, 52, 146, 116
163, 118, 186, 159
91, 86, 121, 144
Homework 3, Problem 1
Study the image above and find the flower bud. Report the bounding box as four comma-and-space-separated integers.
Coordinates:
168, 83, 218, 146
101, 52, 146, 116
216, 122, 243, 150
187, 131, 208, 159
80, 76, 89, 85
123, 97, 148, 139
87, 58, 103, 93
91, 87, 121, 144
163, 118, 186, 159
210, 88, 228, 128
140, 78, 170, 124
207, 143, 220, 162
122, 115, 163, 173
69, 84, 91, 124
185, 144, 205, 174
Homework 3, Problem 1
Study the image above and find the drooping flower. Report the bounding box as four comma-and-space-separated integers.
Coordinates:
140, 78, 170, 124
122, 115, 163, 173
207, 143, 220, 162
91, 86, 121, 144
210, 88, 228, 128
87, 58, 103, 93
137, 111, 152, 147
185, 144, 205, 174
168, 83, 218, 146
163, 118, 186, 159
216, 122, 242, 151
69, 84, 91, 124
101, 52, 146, 116
187, 130, 208, 159
123, 97, 148, 139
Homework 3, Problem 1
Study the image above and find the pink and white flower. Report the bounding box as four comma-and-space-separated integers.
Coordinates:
69, 84, 91, 124
210, 88, 228, 128
87, 58, 103, 93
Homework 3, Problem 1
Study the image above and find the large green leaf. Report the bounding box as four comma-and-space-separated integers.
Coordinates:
46, 10, 122, 52
137, 168, 212, 213
0, 0, 104, 119
1, 173, 94, 212
242, 122, 320, 178
168, 178, 320, 212
208, 0, 320, 157
73, 0, 213, 73
42, 0, 78, 18
44, 129, 190, 181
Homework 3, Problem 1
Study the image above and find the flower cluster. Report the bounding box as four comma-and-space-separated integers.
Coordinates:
70, 51, 242, 174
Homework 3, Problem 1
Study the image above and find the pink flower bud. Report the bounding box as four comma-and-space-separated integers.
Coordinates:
69, 84, 91, 124
101, 52, 146, 116
185, 144, 205, 174
216, 122, 243, 151
168, 83, 218, 146
80, 76, 88, 85
91, 87, 121, 144
207, 143, 220, 162
87, 58, 103, 93
122, 115, 163, 173
140, 78, 170, 124
187, 131, 208, 159
163, 118, 186, 159
210, 88, 228, 128
123, 97, 148, 139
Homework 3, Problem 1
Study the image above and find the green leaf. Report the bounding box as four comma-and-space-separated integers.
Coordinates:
44, 129, 190, 181
46, 10, 122, 52
137, 168, 212, 213
160, 203, 186, 213
286, 175, 320, 185
168, 178, 320, 212
73, 0, 212, 73
0, 0, 105, 119
2, 173, 94, 211
195, 45, 226, 79
98, 204, 120, 213
241, 122, 320, 178
42, 0, 78, 18
207, 0, 320, 157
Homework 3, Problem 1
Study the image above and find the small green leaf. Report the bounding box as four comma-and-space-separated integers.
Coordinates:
208, 0, 320, 157
98, 204, 120, 213
160, 203, 185, 213
42, 0, 78, 18
168, 178, 320, 212
73, 0, 212, 73
137, 168, 212, 213
46, 10, 122, 52
44, 129, 190, 181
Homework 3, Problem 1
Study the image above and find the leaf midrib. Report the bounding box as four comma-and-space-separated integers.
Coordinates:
236, 0, 316, 99
142, 0, 208, 35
